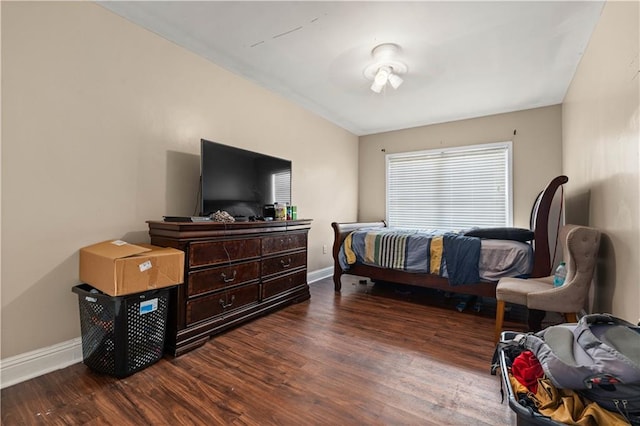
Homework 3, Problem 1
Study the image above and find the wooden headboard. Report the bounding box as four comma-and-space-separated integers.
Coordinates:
529, 175, 568, 277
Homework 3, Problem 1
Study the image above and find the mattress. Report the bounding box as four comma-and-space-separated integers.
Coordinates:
478, 239, 533, 281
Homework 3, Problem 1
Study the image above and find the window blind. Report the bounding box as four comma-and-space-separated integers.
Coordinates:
386, 142, 512, 230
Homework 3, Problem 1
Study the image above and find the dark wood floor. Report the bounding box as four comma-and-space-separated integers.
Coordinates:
1, 276, 536, 425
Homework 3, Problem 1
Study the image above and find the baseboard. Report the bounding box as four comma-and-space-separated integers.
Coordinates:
0, 337, 83, 389
307, 266, 333, 284
0, 268, 334, 388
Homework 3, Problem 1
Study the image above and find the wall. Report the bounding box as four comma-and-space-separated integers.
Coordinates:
359, 105, 563, 228
562, 1, 640, 322
1, 2, 358, 358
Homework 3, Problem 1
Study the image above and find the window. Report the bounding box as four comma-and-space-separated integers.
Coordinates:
386, 142, 512, 230
273, 170, 291, 205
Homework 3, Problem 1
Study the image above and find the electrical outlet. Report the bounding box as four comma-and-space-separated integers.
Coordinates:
322, 244, 327, 254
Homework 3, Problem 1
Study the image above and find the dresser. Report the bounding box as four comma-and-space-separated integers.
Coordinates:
147, 219, 312, 356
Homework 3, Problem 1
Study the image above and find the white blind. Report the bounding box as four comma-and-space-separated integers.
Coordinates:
274, 171, 291, 204
386, 142, 512, 230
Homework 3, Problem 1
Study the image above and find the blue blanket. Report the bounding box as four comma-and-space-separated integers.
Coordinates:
339, 228, 481, 286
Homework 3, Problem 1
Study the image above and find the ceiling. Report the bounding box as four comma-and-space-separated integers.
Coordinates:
97, 1, 605, 136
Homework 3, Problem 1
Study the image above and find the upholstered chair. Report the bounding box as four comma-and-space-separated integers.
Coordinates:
494, 224, 601, 343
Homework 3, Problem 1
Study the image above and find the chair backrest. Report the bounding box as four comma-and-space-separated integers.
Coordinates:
560, 224, 601, 309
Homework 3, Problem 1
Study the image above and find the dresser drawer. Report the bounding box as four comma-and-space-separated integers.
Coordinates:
186, 283, 260, 325
262, 270, 307, 300
188, 261, 260, 297
189, 238, 260, 268
261, 251, 307, 278
262, 232, 307, 255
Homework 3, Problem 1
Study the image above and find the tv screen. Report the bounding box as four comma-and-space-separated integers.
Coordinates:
200, 139, 291, 218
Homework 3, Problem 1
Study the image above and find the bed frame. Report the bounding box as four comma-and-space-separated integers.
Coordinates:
331, 175, 568, 298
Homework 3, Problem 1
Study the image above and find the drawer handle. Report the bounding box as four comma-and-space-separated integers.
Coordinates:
280, 258, 292, 268
221, 270, 237, 283
219, 295, 236, 309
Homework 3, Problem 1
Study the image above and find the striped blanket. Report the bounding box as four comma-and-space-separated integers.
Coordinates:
339, 228, 481, 285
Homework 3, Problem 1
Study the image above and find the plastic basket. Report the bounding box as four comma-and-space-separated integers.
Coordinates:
72, 283, 171, 378
499, 331, 562, 426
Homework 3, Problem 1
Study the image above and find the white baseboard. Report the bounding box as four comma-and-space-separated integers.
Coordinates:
0, 337, 83, 389
0, 267, 334, 388
307, 266, 333, 284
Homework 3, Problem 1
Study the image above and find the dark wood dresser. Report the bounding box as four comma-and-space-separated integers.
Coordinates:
147, 219, 312, 356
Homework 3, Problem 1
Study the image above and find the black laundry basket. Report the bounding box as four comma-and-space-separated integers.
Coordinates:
72, 283, 171, 378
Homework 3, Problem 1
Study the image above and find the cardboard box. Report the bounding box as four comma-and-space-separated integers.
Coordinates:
79, 240, 185, 296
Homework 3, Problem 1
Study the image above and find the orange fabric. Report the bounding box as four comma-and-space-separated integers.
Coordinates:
509, 373, 630, 426
534, 378, 630, 426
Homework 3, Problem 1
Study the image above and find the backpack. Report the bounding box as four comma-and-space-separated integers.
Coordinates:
507, 314, 640, 421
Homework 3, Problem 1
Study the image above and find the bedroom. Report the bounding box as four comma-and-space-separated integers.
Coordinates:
1, 0, 638, 419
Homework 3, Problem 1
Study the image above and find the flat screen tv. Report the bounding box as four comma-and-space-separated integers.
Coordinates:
200, 139, 291, 218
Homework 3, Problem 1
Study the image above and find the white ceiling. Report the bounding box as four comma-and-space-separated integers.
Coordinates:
98, 1, 604, 136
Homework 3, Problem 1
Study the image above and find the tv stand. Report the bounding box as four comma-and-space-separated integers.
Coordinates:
147, 219, 312, 356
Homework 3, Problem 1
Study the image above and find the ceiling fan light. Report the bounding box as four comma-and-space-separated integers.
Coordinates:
363, 44, 408, 94
374, 67, 390, 86
388, 73, 403, 90
370, 80, 385, 93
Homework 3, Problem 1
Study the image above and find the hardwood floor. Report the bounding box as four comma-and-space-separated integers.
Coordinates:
1, 276, 534, 425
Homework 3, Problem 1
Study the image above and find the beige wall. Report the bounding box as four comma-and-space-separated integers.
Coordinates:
562, 1, 640, 323
359, 105, 563, 228
1, 2, 358, 358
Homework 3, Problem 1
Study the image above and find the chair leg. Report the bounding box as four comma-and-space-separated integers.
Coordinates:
495, 300, 506, 343
528, 309, 546, 332
565, 312, 578, 323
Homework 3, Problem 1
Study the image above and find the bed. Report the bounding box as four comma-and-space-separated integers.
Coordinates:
331, 175, 568, 300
